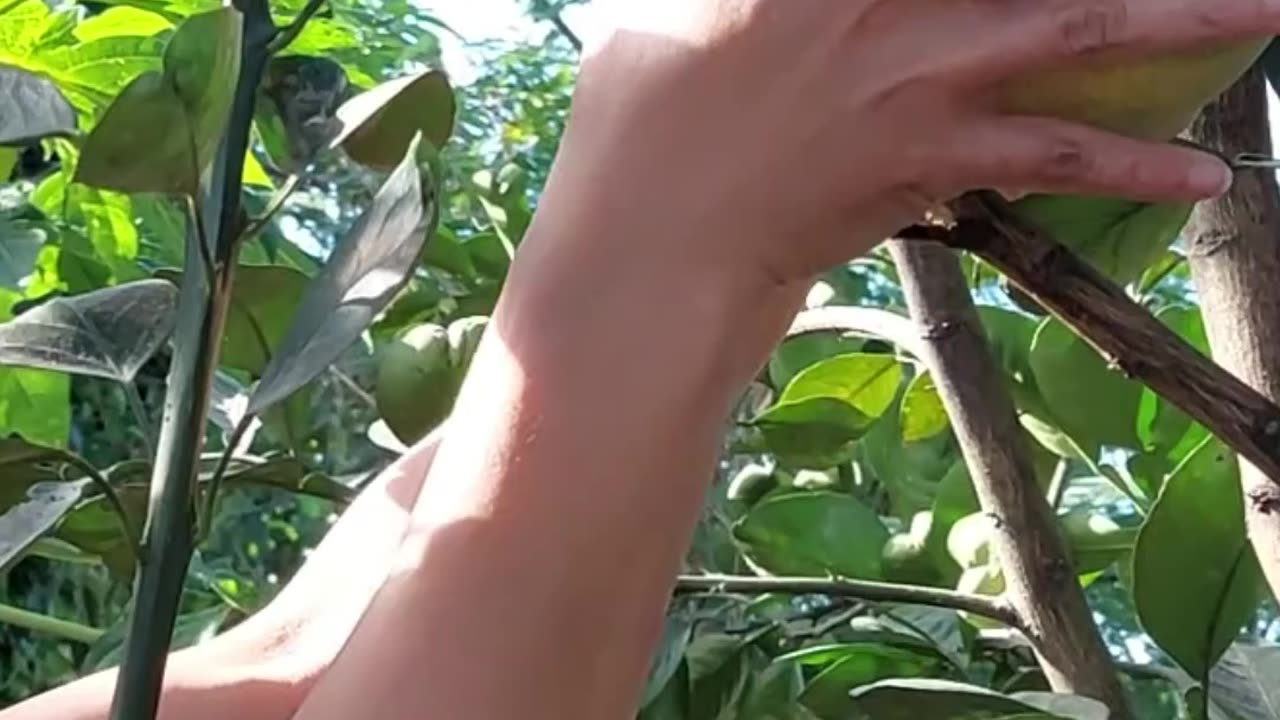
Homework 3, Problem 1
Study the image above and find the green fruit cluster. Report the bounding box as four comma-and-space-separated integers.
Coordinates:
374, 316, 489, 445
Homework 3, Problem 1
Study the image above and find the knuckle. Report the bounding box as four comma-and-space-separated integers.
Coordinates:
1036, 136, 1094, 181
1054, 0, 1128, 57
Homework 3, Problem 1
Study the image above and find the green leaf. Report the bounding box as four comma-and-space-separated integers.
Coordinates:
847, 678, 1069, 719
738, 660, 811, 720
0, 64, 76, 145
768, 332, 867, 392
72, 6, 172, 42
900, 371, 949, 442
733, 491, 889, 579
54, 482, 146, 580
747, 353, 902, 467
247, 134, 436, 415
795, 643, 943, 718
639, 658, 690, 720
156, 264, 309, 376
686, 632, 759, 720
1029, 319, 1142, 453
74, 70, 196, 194
641, 614, 693, 708
0, 366, 70, 447
161, 7, 241, 172
332, 69, 456, 169
0, 279, 178, 382
1011, 194, 1193, 285
1133, 437, 1262, 680
31, 35, 166, 114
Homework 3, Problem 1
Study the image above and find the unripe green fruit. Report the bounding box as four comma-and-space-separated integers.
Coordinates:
375, 322, 456, 445
1000, 40, 1268, 141
447, 316, 489, 383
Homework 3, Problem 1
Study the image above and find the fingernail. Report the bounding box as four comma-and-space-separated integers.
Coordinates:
1188, 157, 1233, 198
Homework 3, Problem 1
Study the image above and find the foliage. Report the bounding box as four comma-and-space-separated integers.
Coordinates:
0, 3, 1277, 720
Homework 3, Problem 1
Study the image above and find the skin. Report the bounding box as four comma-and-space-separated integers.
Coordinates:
11, 0, 1280, 718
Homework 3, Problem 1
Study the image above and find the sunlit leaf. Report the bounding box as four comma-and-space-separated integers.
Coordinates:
900, 371, 949, 442
733, 491, 889, 579
0, 437, 93, 571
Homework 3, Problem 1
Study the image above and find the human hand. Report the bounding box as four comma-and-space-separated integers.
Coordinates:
534, 0, 1271, 291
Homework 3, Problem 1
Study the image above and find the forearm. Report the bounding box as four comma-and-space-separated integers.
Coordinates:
1, 429, 442, 720
292, 198, 806, 719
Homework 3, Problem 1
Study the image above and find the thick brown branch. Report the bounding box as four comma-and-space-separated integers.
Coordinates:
887, 240, 1133, 718
1186, 68, 1280, 603
942, 191, 1280, 484
673, 574, 1021, 628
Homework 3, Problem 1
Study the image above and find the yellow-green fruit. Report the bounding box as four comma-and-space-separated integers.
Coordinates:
447, 316, 489, 383
375, 323, 456, 445
1001, 40, 1269, 140
881, 512, 943, 586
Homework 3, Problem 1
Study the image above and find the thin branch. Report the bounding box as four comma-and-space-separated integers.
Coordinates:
199, 413, 255, 542
673, 574, 1022, 629
788, 306, 925, 358
532, 0, 582, 52
923, 190, 1280, 486
269, 0, 325, 53
241, 172, 302, 241
330, 366, 377, 412
0, 603, 104, 645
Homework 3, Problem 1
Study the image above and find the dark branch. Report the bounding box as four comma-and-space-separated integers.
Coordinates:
930, 190, 1280, 485
269, 0, 325, 53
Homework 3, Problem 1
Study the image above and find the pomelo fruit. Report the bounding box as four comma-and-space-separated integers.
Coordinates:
999, 39, 1269, 141
375, 322, 456, 445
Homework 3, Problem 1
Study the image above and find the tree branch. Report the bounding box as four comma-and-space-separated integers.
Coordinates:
269, 0, 326, 53
1185, 67, 1280, 603
673, 574, 1021, 628
887, 239, 1134, 718
916, 191, 1280, 486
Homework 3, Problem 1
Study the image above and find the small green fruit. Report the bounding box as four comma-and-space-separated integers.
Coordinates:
447, 315, 489, 383
375, 322, 456, 445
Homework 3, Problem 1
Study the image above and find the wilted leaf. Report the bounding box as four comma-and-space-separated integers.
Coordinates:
0, 279, 177, 382
1133, 437, 1262, 680
332, 69, 455, 169
248, 134, 435, 414
0, 64, 76, 145
733, 491, 889, 579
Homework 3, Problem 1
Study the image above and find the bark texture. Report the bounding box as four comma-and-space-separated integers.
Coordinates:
887, 240, 1133, 719
1186, 67, 1280, 603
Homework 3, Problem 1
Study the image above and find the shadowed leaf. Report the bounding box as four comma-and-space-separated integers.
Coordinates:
0, 64, 76, 145
332, 70, 455, 169
0, 279, 177, 382
248, 133, 435, 414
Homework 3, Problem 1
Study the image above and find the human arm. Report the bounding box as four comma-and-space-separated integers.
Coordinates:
290, 1, 1277, 718
0, 427, 444, 720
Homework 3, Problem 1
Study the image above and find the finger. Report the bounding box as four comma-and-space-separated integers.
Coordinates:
943, 114, 1233, 202
943, 0, 1278, 84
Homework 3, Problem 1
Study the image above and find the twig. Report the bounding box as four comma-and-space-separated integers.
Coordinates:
0, 603, 104, 645
673, 574, 1021, 629
268, 0, 326, 53
198, 413, 255, 542
531, 0, 582, 52
330, 366, 377, 412
787, 305, 925, 358
241, 172, 302, 241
